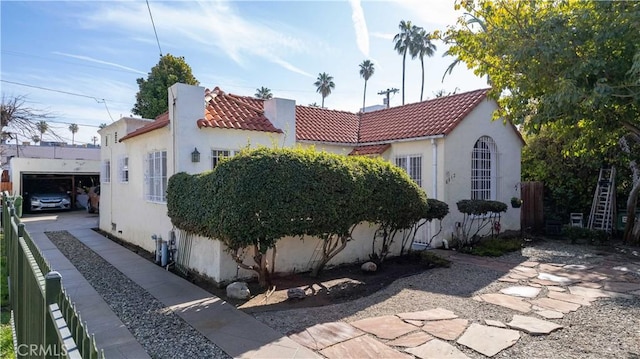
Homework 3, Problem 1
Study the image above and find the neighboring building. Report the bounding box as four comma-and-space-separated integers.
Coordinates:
100, 83, 524, 285
1, 144, 100, 203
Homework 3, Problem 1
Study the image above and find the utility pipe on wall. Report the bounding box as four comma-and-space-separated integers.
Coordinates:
431, 138, 438, 199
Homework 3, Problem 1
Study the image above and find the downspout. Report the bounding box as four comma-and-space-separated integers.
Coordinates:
431, 138, 438, 199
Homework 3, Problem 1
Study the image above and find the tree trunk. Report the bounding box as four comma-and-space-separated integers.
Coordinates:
362, 80, 367, 112
620, 134, 640, 243
420, 57, 425, 102
311, 234, 349, 277
402, 51, 407, 105
624, 189, 640, 243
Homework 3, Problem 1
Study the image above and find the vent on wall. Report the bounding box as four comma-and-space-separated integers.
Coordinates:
111, 222, 117, 231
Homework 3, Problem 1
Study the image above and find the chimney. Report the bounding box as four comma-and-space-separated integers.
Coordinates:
264, 98, 296, 148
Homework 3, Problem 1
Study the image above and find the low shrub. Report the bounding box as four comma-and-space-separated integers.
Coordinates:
561, 225, 610, 245
464, 237, 523, 257
420, 251, 451, 268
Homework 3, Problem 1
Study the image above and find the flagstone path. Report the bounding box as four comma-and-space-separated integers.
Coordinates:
287, 250, 640, 358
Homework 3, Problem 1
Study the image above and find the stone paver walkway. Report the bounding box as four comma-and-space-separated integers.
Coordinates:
287, 249, 640, 358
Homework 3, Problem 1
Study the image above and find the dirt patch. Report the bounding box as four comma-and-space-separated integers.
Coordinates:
91, 228, 429, 313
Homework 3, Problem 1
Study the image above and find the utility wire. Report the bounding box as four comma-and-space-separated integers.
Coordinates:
146, 0, 163, 57
0, 80, 128, 105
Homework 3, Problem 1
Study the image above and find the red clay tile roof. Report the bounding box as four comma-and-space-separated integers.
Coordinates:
358, 88, 491, 143
348, 144, 391, 156
295, 106, 360, 143
197, 87, 282, 133
120, 87, 495, 145
119, 112, 169, 142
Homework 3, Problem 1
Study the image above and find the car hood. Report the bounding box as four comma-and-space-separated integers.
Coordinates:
31, 193, 70, 199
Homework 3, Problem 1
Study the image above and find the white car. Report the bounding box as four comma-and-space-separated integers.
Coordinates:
29, 192, 71, 212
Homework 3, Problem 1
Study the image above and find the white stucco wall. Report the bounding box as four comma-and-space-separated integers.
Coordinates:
441, 99, 523, 243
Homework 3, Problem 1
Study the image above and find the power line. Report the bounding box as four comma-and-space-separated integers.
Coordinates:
0, 79, 129, 105
146, 0, 163, 57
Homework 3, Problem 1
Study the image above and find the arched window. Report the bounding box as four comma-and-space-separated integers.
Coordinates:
471, 136, 497, 200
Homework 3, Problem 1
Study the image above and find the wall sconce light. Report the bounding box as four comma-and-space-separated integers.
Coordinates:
191, 148, 200, 163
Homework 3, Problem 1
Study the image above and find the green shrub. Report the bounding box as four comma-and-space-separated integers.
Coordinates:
420, 251, 451, 268
561, 225, 609, 245
466, 237, 523, 257
167, 147, 428, 285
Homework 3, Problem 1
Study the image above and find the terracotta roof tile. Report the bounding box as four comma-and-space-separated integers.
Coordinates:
295, 106, 359, 143
119, 113, 169, 142
120, 87, 495, 145
348, 144, 391, 156
358, 88, 491, 143
198, 87, 282, 134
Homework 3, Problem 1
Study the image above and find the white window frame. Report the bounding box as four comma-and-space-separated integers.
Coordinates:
119, 156, 129, 183
393, 154, 422, 187
102, 160, 111, 183
145, 150, 167, 203
471, 136, 498, 200
394, 154, 422, 187
211, 149, 235, 169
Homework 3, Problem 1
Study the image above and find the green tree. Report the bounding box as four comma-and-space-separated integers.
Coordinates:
98, 123, 107, 130
255, 87, 273, 99
393, 20, 420, 105
444, 0, 640, 242
359, 60, 375, 112
68, 123, 79, 145
31, 135, 40, 145
411, 28, 437, 102
36, 120, 48, 145
314, 72, 335, 108
132, 54, 199, 119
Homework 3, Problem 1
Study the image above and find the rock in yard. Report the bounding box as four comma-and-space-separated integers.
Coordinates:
287, 288, 307, 300
226, 281, 251, 299
361, 261, 378, 272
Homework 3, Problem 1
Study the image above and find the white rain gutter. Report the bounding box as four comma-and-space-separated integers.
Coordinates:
431, 138, 438, 199
298, 134, 445, 148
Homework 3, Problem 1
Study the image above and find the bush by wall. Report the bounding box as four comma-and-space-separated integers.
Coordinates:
167, 147, 429, 286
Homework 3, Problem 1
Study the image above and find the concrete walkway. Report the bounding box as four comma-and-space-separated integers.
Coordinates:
23, 211, 318, 359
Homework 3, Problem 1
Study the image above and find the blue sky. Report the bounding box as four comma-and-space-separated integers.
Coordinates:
1, 0, 487, 146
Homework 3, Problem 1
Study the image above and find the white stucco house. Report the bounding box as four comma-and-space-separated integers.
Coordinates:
99, 83, 524, 285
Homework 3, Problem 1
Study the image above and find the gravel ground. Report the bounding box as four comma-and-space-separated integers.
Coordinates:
46, 230, 230, 359
253, 240, 640, 359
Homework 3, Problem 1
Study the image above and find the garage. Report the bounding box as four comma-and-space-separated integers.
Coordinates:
9, 157, 101, 213
22, 173, 99, 212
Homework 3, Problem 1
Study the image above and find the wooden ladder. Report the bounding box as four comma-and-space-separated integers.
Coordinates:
588, 167, 615, 232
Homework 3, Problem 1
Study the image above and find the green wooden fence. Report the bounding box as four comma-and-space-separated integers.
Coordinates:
3, 193, 104, 358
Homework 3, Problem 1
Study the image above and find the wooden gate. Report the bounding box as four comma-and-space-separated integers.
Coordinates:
521, 181, 544, 233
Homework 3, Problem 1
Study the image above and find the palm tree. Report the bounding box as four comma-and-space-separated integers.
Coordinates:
255, 87, 273, 99
393, 20, 420, 105
359, 60, 375, 112
411, 29, 437, 101
314, 72, 335, 108
36, 120, 48, 145
68, 123, 79, 145
31, 135, 40, 145
98, 123, 107, 130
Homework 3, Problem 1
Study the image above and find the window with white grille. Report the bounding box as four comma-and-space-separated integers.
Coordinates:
394, 155, 422, 187
471, 136, 497, 200
145, 151, 167, 203
211, 149, 234, 169
102, 160, 111, 183
119, 156, 129, 183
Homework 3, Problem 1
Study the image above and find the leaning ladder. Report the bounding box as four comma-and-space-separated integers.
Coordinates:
588, 167, 615, 232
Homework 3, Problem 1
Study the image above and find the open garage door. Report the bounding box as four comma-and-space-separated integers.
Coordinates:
21, 173, 99, 212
